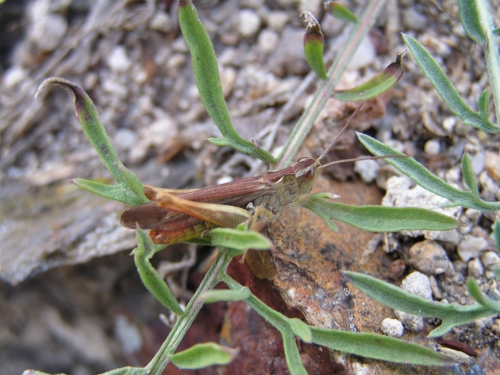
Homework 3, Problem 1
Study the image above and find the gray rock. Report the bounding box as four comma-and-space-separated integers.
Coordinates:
457, 235, 488, 262
238, 9, 262, 37
467, 258, 484, 278
381, 318, 404, 337
354, 159, 380, 183
409, 240, 454, 276
401, 271, 433, 299
481, 251, 500, 270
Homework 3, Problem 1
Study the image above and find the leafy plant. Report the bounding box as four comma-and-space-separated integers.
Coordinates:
346, 0, 500, 341
30, 0, 467, 374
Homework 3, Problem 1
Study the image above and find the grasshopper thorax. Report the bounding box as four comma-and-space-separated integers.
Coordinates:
293, 157, 320, 195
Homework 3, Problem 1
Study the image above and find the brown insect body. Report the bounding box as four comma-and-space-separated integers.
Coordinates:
120, 157, 319, 245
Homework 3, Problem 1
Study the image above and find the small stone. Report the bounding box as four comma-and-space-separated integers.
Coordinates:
424, 139, 440, 155
402, 8, 428, 30
442, 116, 456, 133
258, 29, 279, 54
481, 251, 500, 270
395, 311, 424, 332
479, 171, 499, 201
348, 36, 376, 70
409, 240, 454, 275
264, 11, 290, 30
429, 275, 443, 300
3, 66, 27, 88
150, 11, 174, 33
445, 166, 461, 184
465, 209, 481, 222
107, 46, 131, 72
238, 9, 261, 37
485, 151, 500, 182
381, 318, 404, 337
30, 2, 68, 52
468, 258, 484, 278
389, 259, 406, 281
401, 271, 433, 300
457, 235, 488, 262
354, 159, 380, 183
114, 129, 138, 151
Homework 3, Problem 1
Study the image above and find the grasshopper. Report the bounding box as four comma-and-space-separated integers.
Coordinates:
120, 105, 399, 245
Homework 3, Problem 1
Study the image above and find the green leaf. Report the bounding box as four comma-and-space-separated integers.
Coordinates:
71, 178, 142, 205
403, 34, 499, 133
334, 52, 404, 101
302, 11, 328, 80
178, 0, 275, 163
210, 228, 272, 251
310, 327, 452, 366
289, 318, 312, 343
457, 0, 487, 45
116, 164, 148, 203
282, 330, 308, 375
345, 271, 498, 337
357, 132, 500, 211
134, 229, 184, 316
199, 287, 251, 303
493, 220, 500, 252
493, 27, 500, 37
478, 89, 490, 119
461, 153, 480, 199
298, 193, 459, 232
171, 343, 238, 369
325, 1, 358, 23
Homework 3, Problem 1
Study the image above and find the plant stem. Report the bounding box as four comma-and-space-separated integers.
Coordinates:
144, 250, 233, 374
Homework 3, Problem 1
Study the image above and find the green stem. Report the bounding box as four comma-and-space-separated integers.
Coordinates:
144, 250, 233, 374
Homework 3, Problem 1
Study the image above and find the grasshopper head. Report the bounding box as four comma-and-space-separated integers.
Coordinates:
293, 157, 319, 195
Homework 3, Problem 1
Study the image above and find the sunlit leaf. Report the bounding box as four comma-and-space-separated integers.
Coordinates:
325, 1, 358, 23
302, 11, 327, 80
171, 343, 238, 369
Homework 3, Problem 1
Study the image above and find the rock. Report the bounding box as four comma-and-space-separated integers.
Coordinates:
107, 46, 131, 72
429, 275, 443, 300
381, 318, 404, 337
468, 258, 484, 278
481, 251, 500, 270
485, 151, 500, 182
30, 1, 68, 52
382, 176, 461, 244
238, 9, 261, 37
264, 11, 290, 30
442, 116, 456, 133
258, 29, 279, 54
457, 235, 488, 262
114, 129, 138, 151
149, 11, 174, 33
354, 159, 380, 183
348, 36, 376, 70
394, 311, 424, 332
424, 139, 440, 155
465, 209, 481, 222
269, 27, 309, 76
469, 152, 485, 175
408, 240, 454, 276
479, 171, 499, 201
3, 66, 27, 88
401, 271, 433, 299
402, 8, 428, 30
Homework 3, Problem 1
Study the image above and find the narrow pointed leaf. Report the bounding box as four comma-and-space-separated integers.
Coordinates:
345, 271, 497, 338
357, 132, 500, 211
289, 318, 312, 343
334, 52, 404, 101
310, 327, 451, 366
171, 343, 238, 369
210, 228, 272, 251
302, 11, 327, 80
298, 193, 459, 232
282, 330, 308, 375
134, 229, 184, 316
325, 1, 358, 23
478, 89, 490, 119
116, 164, 148, 203
461, 153, 479, 199
178, 0, 274, 163
71, 178, 139, 205
199, 287, 251, 303
403, 34, 499, 133
457, 0, 486, 44
493, 220, 500, 252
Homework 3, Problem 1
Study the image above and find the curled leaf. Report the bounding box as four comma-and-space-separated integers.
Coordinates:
302, 11, 328, 80
171, 343, 238, 369
334, 52, 404, 101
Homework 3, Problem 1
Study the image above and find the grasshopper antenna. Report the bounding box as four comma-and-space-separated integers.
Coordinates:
315, 101, 365, 166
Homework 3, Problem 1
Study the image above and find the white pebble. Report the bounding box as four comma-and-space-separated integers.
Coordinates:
424, 139, 440, 155
3, 66, 27, 88
442, 116, 456, 133
150, 11, 174, 33
114, 129, 137, 151
265, 11, 290, 30
401, 271, 433, 300
394, 311, 424, 332
381, 318, 404, 337
457, 235, 488, 262
354, 159, 380, 183
238, 9, 261, 37
469, 152, 485, 175
468, 258, 484, 278
30, 1, 68, 52
107, 46, 131, 72
258, 29, 279, 54
408, 240, 454, 275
